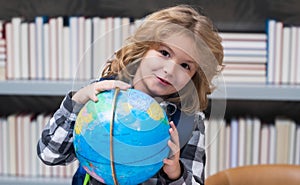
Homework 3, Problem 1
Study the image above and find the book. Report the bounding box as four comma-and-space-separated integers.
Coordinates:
0, 20, 3, 38
76, 16, 93, 80
0, 40, 5, 52
29, 22, 37, 79
42, 114, 53, 177
238, 117, 246, 166
281, 27, 291, 84
92, 17, 107, 78
84, 18, 92, 80
222, 69, 266, 76
29, 115, 38, 176
245, 117, 253, 165
20, 21, 29, 79
49, 18, 58, 80
260, 124, 269, 164
221, 74, 266, 84
220, 32, 267, 41
77, 16, 85, 81
225, 124, 231, 169
223, 63, 266, 69
268, 124, 276, 164
208, 118, 221, 175
251, 117, 261, 165
8, 114, 17, 175
35, 16, 47, 80
288, 120, 296, 164
106, 17, 114, 62
0, 53, 5, 61
63, 25, 71, 80
204, 119, 210, 177
275, 117, 291, 163
289, 26, 298, 84
222, 40, 267, 50
224, 49, 267, 56
5, 22, 13, 79
92, 17, 101, 78
297, 27, 300, 84
266, 19, 276, 84
16, 114, 24, 176
0, 118, 4, 174
1, 118, 9, 175
43, 22, 50, 79
223, 55, 267, 63
0, 61, 5, 80
23, 114, 32, 176
217, 119, 227, 171
57, 17, 64, 80
36, 113, 45, 176
230, 118, 238, 168
70, 16, 79, 80
12, 17, 22, 79
295, 125, 300, 164
113, 17, 122, 52
121, 17, 131, 44
66, 161, 79, 178
274, 21, 283, 84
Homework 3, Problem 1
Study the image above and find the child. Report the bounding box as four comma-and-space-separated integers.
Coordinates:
37, 4, 224, 185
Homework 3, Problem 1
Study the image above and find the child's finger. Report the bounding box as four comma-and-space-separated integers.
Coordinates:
168, 140, 179, 159
169, 121, 179, 145
95, 80, 131, 92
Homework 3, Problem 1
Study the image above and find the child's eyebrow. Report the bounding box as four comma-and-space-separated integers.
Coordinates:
159, 43, 172, 50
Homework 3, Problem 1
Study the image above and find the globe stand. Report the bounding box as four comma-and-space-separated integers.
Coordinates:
110, 87, 120, 185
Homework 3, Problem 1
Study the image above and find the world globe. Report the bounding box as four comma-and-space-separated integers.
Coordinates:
74, 88, 170, 185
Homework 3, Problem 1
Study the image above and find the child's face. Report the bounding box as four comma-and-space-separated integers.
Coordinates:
133, 34, 197, 98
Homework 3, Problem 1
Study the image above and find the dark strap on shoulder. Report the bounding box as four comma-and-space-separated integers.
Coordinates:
72, 165, 86, 185
172, 110, 204, 148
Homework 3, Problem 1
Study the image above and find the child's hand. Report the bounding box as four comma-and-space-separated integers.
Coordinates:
72, 80, 131, 104
162, 121, 181, 180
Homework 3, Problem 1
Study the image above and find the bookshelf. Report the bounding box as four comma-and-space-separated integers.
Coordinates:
1, 0, 300, 184
1, 80, 300, 100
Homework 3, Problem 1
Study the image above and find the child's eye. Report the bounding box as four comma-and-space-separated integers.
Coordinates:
159, 50, 171, 58
181, 63, 191, 70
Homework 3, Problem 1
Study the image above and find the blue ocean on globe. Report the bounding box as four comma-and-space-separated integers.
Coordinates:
74, 89, 170, 185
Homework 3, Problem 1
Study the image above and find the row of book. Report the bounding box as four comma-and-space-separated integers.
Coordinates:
0, 114, 78, 178
0, 16, 141, 81
267, 19, 300, 85
220, 32, 267, 84
205, 117, 300, 177
1, 17, 300, 84
1, 112, 299, 178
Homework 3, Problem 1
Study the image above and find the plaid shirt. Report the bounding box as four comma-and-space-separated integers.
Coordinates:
37, 91, 206, 185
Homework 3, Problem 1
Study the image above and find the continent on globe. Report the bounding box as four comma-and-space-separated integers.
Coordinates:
74, 89, 170, 185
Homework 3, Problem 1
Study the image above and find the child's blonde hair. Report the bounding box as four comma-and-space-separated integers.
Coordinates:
102, 5, 224, 113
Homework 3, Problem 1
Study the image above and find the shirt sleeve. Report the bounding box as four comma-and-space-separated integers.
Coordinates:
37, 91, 84, 166
158, 112, 206, 185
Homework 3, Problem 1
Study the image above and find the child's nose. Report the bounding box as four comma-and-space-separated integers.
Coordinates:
163, 60, 177, 74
